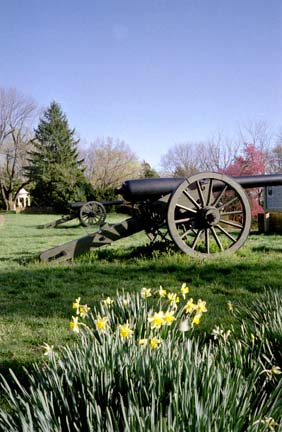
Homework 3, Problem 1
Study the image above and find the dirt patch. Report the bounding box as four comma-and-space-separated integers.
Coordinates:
0, 215, 5, 225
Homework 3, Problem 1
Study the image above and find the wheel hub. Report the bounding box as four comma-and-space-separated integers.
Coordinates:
199, 207, 220, 227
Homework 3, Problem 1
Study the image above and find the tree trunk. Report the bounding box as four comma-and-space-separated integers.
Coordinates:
3, 193, 16, 211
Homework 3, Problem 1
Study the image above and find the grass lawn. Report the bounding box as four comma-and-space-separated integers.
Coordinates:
1, 211, 282, 380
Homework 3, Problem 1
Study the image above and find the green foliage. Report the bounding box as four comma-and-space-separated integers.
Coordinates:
0, 290, 282, 431
26, 101, 90, 211
140, 161, 159, 178
94, 187, 117, 202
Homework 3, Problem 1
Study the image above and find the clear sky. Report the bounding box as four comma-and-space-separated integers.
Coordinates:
1, 0, 282, 169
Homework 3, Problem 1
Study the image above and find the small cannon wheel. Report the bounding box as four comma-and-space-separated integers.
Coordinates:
79, 201, 106, 227
167, 172, 251, 258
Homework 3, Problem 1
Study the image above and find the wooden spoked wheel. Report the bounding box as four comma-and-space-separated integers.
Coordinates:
79, 201, 106, 227
167, 172, 251, 257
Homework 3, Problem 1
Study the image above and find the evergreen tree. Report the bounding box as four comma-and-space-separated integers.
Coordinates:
26, 101, 91, 211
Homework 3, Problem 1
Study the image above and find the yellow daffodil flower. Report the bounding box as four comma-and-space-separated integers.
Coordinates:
158, 285, 167, 297
184, 298, 197, 314
192, 313, 202, 326
196, 299, 207, 313
227, 301, 233, 311
150, 337, 161, 349
180, 283, 189, 299
118, 322, 134, 338
141, 287, 152, 299
103, 297, 114, 305
70, 316, 80, 333
72, 297, 81, 315
79, 304, 90, 319
148, 311, 165, 329
163, 310, 176, 326
95, 316, 108, 332
167, 293, 180, 306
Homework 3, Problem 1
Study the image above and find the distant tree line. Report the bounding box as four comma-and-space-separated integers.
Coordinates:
1, 85, 282, 213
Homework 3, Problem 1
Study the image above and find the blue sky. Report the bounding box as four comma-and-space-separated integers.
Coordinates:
1, 0, 282, 169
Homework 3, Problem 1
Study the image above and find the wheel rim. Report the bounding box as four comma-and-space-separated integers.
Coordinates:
79, 201, 106, 227
167, 172, 251, 257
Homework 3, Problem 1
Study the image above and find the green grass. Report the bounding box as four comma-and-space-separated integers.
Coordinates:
1, 212, 282, 382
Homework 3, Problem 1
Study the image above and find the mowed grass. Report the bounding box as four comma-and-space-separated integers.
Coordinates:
1, 212, 282, 379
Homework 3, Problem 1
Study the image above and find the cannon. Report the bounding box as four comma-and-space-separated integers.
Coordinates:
40, 172, 282, 263
38, 200, 123, 229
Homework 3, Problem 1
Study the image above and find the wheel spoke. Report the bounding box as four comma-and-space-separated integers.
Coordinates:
191, 229, 202, 250
180, 227, 193, 240
219, 219, 243, 229
210, 227, 224, 251
216, 224, 237, 243
217, 195, 239, 209
205, 228, 210, 254
176, 203, 197, 213
206, 179, 214, 206
175, 217, 193, 224
221, 210, 243, 216
196, 181, 205, 206
183, 189, 201, 209
212, 184, 228, 207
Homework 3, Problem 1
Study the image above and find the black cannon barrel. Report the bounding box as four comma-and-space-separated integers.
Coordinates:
116, 174, 282, 201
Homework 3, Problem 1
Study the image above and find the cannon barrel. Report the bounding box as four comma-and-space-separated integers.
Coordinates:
116, 173, 282, 201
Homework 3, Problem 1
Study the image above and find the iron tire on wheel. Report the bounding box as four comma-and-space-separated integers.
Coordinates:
79, 201, 106, 227
167, 172, 251, 258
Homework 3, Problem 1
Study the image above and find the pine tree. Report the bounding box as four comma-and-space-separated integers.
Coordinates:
26, 101, 90, 211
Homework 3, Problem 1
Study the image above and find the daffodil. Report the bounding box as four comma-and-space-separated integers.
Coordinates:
42, 343, 55, 360
227, 301, 233, 311
141, 287, 152, 299
70, 316, 80, 333
192, 313, 202, 326
179, 319, 190, 332
150, 337, 161, 349
251, 333, 255, 345
163, 310, 176, 326
184, 298, 197, 314
139, 338, 148, 346
148, 311, 165, 329
103, 296, 114, 306
118, 322, 134, 338
167, 293, 180, 307
72, 297, 81, 315
180, 283, 189, 299
79, 304, 90, 318
95, 316, 108, 332
157, 285, 167, 298
196, 299, 207, 313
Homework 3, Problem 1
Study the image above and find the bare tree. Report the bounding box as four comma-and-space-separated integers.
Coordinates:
0, 87, 38, 210
197, 133, 241, 172
267, 129, 282, 173
160, 135, 240, 177
82, 137, 141, 190
160, 142, 201, 177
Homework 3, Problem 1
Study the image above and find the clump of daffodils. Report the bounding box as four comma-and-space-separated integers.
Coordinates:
65, 284, 207, 352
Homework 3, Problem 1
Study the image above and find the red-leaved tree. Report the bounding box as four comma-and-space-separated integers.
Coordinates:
224, 143, 266, 216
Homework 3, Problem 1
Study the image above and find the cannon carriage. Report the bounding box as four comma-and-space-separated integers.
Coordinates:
40, 172, 282, 263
